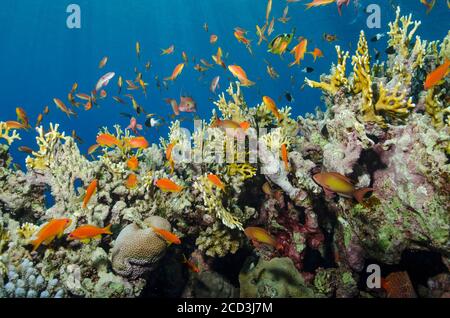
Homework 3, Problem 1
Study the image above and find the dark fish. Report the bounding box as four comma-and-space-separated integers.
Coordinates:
302, 67, 314, 73
385, 46, 396, 55
285, 92, 294, 102
18, 146, 34, 154
370, 33, 385, 42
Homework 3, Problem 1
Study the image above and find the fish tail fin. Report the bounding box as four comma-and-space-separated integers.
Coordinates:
353, 188, 374, 204
103, 224, 113, 235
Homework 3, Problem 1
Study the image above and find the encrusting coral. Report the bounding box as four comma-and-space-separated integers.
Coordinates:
0, 7, 448, 298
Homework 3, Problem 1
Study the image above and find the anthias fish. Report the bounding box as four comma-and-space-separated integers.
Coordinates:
207, 174, 225, 191
150, 226, 181, 245
82, 179, 98, 209
126, 136, 149, 149
313, 172, 374, 203
31, 218, 72, 252
68, 224, 112, 243
155, 178, 184, 193
244, 227, 280, 250
127, 156, 139, 171
424, 59, 450, 90
262, 96, 282, 121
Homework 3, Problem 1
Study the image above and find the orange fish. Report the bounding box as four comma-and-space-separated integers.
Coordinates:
82, 179, 98, 209
68, 224, 112, 242
5, 121, 27, 130
54, 98, 76, 117
281, 144, 289, 171
263, 96, 282, 121
382, 271, 417, 298
96, 133, 121, 148
182, 254, 200, 273
31, 218, 72, 252
155, 178, 184, 193
76, 93, 90, 101
16, 107, 30, 128
161, 45, 175, 55
207, 174, 225, 191
212, 47, 227, 69
150, 225, 181, 245
210, 34, 218, 44
127, 156, 139, 171
87, 144, 100, 155
228, 65, 255, 86
182, 51, 189, 64
98, 56, 108, 69
165, 63, 185, 81
309, 47, 324, 62
126, 136, 149, 149
420, 0, 436, 14
305, 0, 336, 10
313, 172, 374, 203
424, 59, 450, 90
211, 118, 250, 131
126, 173, 138, 189
166, 143, 175, 174
35, 114, 44, 127
84, 99, 93, 111
289, 38, 308, 67
244, 227, 280, 249
71, 82, 78, 93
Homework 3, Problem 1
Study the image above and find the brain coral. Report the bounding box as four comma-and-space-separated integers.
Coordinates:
111, 216, 171, 280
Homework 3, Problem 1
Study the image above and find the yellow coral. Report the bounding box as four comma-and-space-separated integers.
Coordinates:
425, 88, 449, 129
193, 175, 243, 230
17, 222, 39, 240
351, 31, 385, 126
214, 82, 250, 122
375, 83, 415, 120
26, 123, 69, 170
388, 6, 421, 59
227, 163, 257, 181
305, 46, 350, 95
0, 122, 21, 145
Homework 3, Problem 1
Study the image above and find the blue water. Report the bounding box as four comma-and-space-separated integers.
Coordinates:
0, 0, 449, 166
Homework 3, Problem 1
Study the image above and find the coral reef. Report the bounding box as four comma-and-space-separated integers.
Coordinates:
0, 7, 448, 298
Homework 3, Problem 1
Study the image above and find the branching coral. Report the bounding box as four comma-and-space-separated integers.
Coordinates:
26, 124, 69, 171
193, 174, 243, 230
374, 82, 415, 120
0, 122, 21, 145
305, 46, 350, 96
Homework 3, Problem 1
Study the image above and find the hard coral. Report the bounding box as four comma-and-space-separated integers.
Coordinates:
111, 216, 171, 280
0, 122, 21, 145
